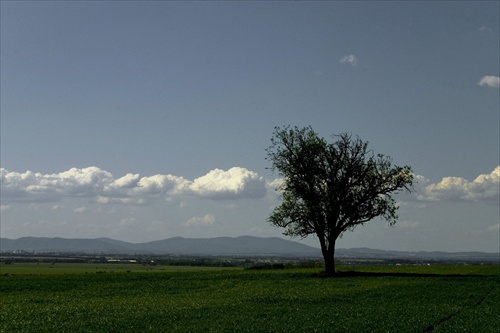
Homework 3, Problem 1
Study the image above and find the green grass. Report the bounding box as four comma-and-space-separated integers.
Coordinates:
0, 262, 240, 275
1, 265, 498, 332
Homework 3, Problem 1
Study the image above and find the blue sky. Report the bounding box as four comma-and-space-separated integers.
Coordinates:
1, 1, 498, 252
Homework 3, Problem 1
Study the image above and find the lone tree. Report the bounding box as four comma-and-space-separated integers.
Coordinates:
267, 126, 414, 275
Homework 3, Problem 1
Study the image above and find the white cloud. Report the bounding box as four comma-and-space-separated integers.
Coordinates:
4, 165, 495, 206
96, 196, 146, 205
266, 178, 284, 191
416, 166, 500, 203
189, 167, 267, 200
0, 204, 11, 212
478, 25, 492, 32
120, 217, 137, 227
111, 173, 141, 189
487, 223, 499, 232
0, 167, 114, 201
58, 167, 114, 196
185, 214, 216, 226
478, 75, 500, 88
0, 166, 266, 204
73, 207, 89, 213
51, 204, 65, 210
132, 174, 189, 196
340, 54, 358, 67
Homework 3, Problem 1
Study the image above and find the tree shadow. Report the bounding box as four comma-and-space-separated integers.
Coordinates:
311, 271, 487, 278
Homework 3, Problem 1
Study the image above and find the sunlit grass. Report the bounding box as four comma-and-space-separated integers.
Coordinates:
1, 266, 498, 332
0, 262, 241, 275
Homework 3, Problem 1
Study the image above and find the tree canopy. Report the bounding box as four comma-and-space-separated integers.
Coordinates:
267, 126, 414, 275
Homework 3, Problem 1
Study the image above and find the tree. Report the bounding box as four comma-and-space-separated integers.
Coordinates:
266, 126, 414, 275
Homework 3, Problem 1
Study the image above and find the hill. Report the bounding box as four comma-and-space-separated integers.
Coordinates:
1, 237, 498, 262
0, 236, 321, 256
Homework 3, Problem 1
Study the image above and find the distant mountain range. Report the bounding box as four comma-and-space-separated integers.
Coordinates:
1, 236, 498, 262
334, 247, 499, 262
0, 236, 321, 256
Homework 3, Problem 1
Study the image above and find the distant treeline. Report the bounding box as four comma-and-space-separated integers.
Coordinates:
1, 253, 496, 267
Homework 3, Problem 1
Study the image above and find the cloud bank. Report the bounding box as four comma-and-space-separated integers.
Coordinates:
190, 167, 266, 200
478, 75, 500, 88
2, 166, 498, 205
414, 167, 499, 203
0, 166, 267, 204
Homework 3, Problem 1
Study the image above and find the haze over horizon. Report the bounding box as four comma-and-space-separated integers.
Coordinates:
1, 2, 499, 253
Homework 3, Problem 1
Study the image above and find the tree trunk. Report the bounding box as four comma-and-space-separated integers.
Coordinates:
321, 239, 336, 276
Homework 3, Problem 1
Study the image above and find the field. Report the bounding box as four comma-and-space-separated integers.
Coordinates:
1, 263, 498, 332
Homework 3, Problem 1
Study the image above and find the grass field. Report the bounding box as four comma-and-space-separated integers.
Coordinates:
1, 264, 498, 332
0, 262, 240, 275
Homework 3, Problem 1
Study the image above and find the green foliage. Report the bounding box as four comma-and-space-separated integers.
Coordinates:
267, 126, 413, 238
1, 266, 498, 332
267, 126, 414, 274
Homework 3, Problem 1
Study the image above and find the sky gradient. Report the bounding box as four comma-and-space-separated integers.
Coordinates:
1, 1, 499, 252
